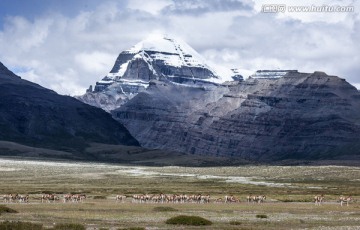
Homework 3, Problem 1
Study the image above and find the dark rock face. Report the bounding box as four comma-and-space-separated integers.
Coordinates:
113, 71, 360, 162
0, 62, 139, 151
120, 56, 155, 82
109, 53, 136, 74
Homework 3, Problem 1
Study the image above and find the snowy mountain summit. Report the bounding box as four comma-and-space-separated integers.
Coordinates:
78, 34, 222, 111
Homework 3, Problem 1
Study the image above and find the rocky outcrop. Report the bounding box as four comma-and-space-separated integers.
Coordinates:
230, 69, 244, 81
0, 62, 139, 153
113, 71, 360, 162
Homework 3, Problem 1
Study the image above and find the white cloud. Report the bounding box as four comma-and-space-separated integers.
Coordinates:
75, 51, 115, 73
128, 0, 171, 15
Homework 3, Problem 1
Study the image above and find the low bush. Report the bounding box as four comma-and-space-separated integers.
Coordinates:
279, 198, 313, 202
0, 206, 18, 215
118, 228, 145, 230
152, 206, 178, 212
40, 190, 55, 194
165, 215, 212, 226
0, 221, 43, 230
92, 195, 107, 200
52, 223, 85, 230
256, 214, 268, 219
229, 220, 242, 225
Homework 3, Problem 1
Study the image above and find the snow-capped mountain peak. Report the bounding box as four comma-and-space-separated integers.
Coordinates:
126, 34, 212, 69
78, 34, 224, 112
106, 34, 220, 83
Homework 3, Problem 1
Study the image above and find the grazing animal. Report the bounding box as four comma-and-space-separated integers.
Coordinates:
41, 194, 59, 203
246, 195, 253, 203
5, 194, 19, 203
63, 194, 86, 203
247, 195, 265, 204
150, 194, 161, 203
74, 194, 86, 202
225, 195, 239, 203
63, 194, 72, 203
116, 195, 126, 202
132, 194, 147, 203
201, 194, 210, 203
18, 195, 29, 203
339, 196, 352, 206
160, 193, 167, 203
3, 194, 11, 203
314, 195, 324, 206
187, 194, 202, 203
255, 195, 266, 204
2, 194, 28, 203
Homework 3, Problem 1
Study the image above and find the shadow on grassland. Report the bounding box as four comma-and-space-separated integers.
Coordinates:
0, 141, 359, 166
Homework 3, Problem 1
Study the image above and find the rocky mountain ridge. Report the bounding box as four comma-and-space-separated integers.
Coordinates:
113, 71, 360, 162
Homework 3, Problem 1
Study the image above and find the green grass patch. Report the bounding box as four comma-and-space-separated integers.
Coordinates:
52, 223, 85, 230
166, 215, 212, 226
0, 221, 43, 230
256, 214, 268, 219
0, 206, 18, 215
152, 206, 178, 212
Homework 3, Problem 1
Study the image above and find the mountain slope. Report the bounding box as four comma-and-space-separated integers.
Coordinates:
113, 71, 360, 162
0, 62, 139, 153
77, 34, 221, 111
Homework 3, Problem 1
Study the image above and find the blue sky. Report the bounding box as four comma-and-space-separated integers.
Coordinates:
0, 0, 102, 26
0, 0, 359, 95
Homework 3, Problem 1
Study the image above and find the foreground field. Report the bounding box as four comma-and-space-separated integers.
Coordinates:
0, 158, 359, 229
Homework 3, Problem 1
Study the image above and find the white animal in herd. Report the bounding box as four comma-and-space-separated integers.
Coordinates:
115, 195, 126, 202
18, 195, 29, 203
225, 195, 239, 203
3, 194, 17, 203
339, 196, 352, 206
41, 194, 59, 203
63, 194, 86, 203
246, 195, 266, 204
314, 195, 324, 206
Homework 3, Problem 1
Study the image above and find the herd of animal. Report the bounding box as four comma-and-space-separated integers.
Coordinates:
2, 193, 86, 203
2, 194, 29, 203
314, 195, 353, 206
1, 193, 353, 206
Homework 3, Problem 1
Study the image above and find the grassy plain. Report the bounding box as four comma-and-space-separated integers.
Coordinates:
0, 158, 359, 229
